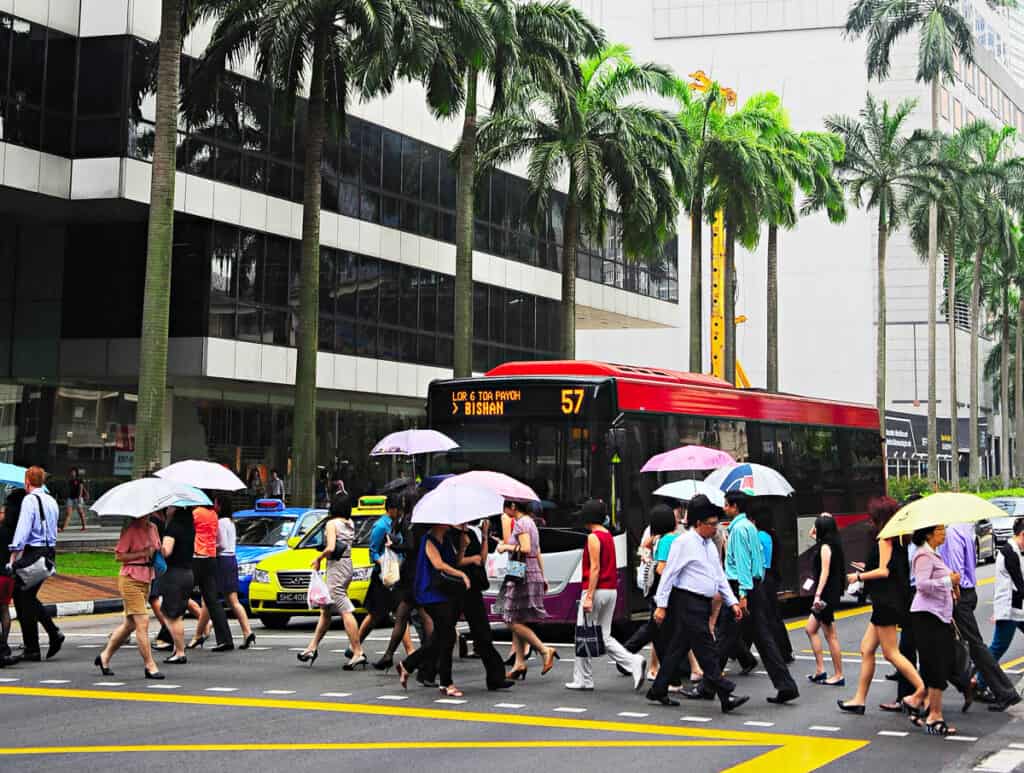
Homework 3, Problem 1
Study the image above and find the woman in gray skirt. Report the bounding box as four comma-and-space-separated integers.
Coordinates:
297, 495, 366, 670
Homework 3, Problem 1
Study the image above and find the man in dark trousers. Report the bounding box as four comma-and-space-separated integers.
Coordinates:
646, 496, 749, 713
940, 521, 1022, 712
716, 491, 798, 704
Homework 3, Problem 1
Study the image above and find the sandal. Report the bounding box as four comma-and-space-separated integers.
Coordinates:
440, 685, 464, 698
901, 698, 925, 718
879, 702, 903, 713
924, 719, 956, 736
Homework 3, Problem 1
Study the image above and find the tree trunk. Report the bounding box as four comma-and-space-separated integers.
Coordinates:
723, 218, 737, 385
452, 68, 478, 378
1002, 287, 1011, 486
947, 247, 959, 491
560, 170, 579, 359
291, 34, 328, 507
876, 202, 888, 444
1016, 296, 1023, 479
969, 245, 983, 487
766, 224, 778, 393
688, 185, 704, 373
927, 77, 940, 485
133, 0, 181, 478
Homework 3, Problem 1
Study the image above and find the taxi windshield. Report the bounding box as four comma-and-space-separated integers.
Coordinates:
236, 517, 297, 547
297, 515, 379, 551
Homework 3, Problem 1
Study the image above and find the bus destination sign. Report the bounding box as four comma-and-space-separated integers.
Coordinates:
450, 388, 522, 416
438, 383, 593, 419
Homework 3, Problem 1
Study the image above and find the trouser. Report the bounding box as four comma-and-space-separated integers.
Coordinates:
762, 571, 793, 661
12, 579, 59, 655
192, 557, 232, 647
573, 589, 640, 687
988, 620, 1024, 665
717, 580, 797, 695
403, 599, 456, 687
652, 588, 734, 700
955, 587, 1016, 700
630, 599, 691, 684
454, 588, 506, 688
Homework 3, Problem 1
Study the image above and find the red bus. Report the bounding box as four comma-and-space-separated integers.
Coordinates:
426, 361, 885, 623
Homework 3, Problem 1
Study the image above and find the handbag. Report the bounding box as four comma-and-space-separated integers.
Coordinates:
504, 550, 527, 584
13, 495, 56, 589
950, 620, 973, 688
574, 610, 606, 658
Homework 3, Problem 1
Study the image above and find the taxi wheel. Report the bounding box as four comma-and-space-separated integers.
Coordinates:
258, 614, 291, 629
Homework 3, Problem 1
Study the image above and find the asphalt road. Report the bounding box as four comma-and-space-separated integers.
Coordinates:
1, 564, 1022, 773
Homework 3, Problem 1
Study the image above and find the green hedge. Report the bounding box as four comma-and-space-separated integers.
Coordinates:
887, 476, 1024, 502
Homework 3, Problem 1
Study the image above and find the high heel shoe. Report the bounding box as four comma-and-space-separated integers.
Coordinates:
239, 633, 256, 650
541, 648, 560, 676
507, 665, 528, 681
163, 655, 187, 665
396, 661, 410, 690
373, 654, 394, 672
186, 635, 208, 650
342, 654, 368, 671
296, 649, 318, 667
94, 654, 114, 676
144, 669, 165, 680
503, 646, 534, 667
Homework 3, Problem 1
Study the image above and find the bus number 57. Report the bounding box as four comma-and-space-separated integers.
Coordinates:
560, 388, 584, 415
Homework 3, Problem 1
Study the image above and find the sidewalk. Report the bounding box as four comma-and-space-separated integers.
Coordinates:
9, 574, 124, 619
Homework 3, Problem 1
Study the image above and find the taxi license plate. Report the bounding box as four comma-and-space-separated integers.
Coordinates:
276, 592, 307, 604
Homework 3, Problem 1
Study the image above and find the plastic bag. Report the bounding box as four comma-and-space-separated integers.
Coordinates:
307, 570, 331, 608
486, 551, 509, 579
380, 548, 401, 588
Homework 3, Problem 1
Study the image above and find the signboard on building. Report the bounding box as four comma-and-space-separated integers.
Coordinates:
113, 451, 134, 477
884, 411, 988, 458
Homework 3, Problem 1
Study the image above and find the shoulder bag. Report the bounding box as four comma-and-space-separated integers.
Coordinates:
13, 495, 56, 589
503, 549, 527, 584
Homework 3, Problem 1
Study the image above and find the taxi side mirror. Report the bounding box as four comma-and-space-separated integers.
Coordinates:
287, 536, 301, 549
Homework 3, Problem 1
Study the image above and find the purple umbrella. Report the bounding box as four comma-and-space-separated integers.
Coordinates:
641, 445, 735, 473
370, 429, 458, 456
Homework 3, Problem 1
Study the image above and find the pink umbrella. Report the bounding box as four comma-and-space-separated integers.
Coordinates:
641, 445, 736, 473
439, 471, 539, 502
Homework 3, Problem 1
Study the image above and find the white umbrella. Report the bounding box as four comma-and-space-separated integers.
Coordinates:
411, 480, 503, 526
653, 480, 725, 508
703, 463, 794, 497
370, 429, 459, 456
156, 460, 246, 491
92, 478, 211, 518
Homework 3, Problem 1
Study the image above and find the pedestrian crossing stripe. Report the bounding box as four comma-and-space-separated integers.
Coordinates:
0, 686, 869, 773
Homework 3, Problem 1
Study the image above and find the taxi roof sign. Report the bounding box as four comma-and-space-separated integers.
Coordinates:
254, 498, 286, 511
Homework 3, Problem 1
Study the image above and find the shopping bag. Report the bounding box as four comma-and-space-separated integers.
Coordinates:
486, 551, 508, 579
380, 548, 401, 588
574, 612, 606, 658
307, 570, 331, 608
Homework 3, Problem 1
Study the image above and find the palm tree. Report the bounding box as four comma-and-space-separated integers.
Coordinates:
475, 44, 686, 358
188, 0, 434, 505
134, 0, 196, 477
981, 249, 1021, 484
825, 95, 934, 440
846, 0, 1015, 483
419, 1, 602, 377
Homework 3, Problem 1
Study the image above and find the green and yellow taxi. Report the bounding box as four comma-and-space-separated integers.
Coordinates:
247, 495, 386, 628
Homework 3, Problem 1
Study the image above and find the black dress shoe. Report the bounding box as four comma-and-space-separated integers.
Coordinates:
46, 633, 65, 660
975, 688, 997, 704
721, 694, 750, 713
680, 686, 716, 701
0, 655, 21, 667
884, 671, 899, 681
767, 689, 799, 705
21, 652, 41, 662
487, 680, 516, 690
989, 694, 1022, 712
646, 689, 680, 707
211, 643, 235, 652
739, 658, 759, 676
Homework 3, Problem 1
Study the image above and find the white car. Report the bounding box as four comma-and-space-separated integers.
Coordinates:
988, 497, 1024, 546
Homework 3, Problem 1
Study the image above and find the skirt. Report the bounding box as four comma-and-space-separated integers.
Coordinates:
870, 603, 904, 628
216, 555, 239, 596
160, 566, 194, 619
326, 557, 355, 615
119, 575, 150, 617
496, 577, 547, 625
364, 567, 396, 617
911, 611, 955, 690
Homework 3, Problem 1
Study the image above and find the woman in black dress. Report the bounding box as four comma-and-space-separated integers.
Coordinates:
158, 506, 195, 664
805, 514, 846, 686
838, 497, 925, 714
372, 493, 425, 670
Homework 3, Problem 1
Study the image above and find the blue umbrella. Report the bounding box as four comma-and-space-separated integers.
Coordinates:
0, 462, 26, 487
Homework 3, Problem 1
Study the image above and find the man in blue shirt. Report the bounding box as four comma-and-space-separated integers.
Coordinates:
716, 492, 798, 704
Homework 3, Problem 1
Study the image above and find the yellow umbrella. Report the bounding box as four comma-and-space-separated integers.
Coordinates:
876, 492, 1007, 540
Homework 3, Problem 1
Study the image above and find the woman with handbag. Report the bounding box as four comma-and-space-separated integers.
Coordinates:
909, 524, 965, 736
373, 494, 426, 671
566, 500, 646, 691
297, 495, 366, 669
94, 512, 164, 679
495, 501, 559, 680
397, 523, 470, 696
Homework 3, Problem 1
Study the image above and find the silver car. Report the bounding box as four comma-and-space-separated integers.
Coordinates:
989, 498, 1024, 546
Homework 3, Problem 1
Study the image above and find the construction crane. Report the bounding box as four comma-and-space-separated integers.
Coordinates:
688, 71, 751, 389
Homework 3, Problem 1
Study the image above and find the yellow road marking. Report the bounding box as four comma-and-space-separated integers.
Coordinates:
0, 686, 867, 773
0, 740, 755, 755
1000, 654, 1024, 669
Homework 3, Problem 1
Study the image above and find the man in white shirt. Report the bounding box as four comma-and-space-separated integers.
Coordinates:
647, 495, 749, 713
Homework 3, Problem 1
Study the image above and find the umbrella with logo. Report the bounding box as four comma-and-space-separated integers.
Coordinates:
653, 480, 726, 507
0, 462, 26, 487
370, 429, 459, 456
92, 478, 211, 519
155, 460, 247, 491
641, 445, 736, 473
703, 463, 794, 497
876, 493, 1008, 540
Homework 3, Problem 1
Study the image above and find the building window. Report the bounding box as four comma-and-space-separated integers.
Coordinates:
940, 87, 951, 120
953, 98, 963, 129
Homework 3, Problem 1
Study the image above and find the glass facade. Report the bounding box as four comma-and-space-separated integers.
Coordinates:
0, 14, 678, 302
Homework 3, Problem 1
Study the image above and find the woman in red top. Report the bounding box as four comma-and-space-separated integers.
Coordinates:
566, 500, 646, 692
